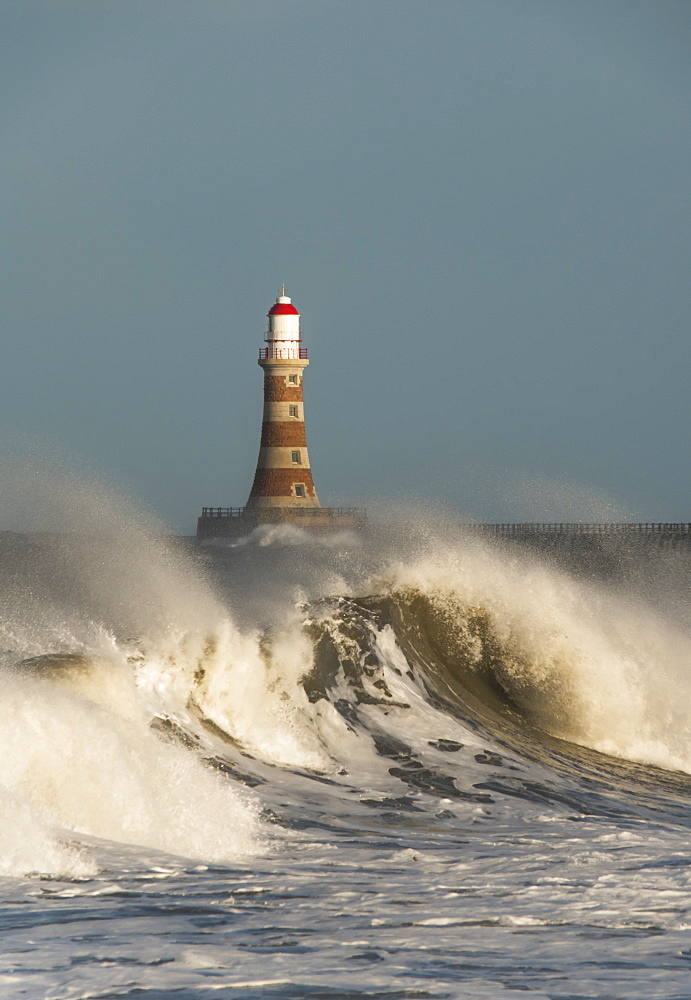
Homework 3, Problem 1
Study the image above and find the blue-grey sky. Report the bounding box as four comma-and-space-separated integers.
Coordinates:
1, 0, 689, 531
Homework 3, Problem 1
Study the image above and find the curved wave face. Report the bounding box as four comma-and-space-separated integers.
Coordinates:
1, 482, 690, 998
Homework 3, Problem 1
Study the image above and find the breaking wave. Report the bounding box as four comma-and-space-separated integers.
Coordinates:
0, 465, 690, 877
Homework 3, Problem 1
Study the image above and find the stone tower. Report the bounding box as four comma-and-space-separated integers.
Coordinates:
195, 287, 366, 538
245, 287, 320, 510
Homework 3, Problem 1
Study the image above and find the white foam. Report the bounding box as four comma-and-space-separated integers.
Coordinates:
0, 666, 262, 877
372, 539, 691, 773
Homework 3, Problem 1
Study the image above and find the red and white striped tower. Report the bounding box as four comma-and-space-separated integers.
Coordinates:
245, 287, 320, 511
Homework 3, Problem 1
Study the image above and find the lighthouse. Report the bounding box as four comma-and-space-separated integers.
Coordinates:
246, 287, 320, 509
196, 287, 366, 538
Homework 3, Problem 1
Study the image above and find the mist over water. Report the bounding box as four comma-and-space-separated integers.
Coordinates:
1, 463, 690, 998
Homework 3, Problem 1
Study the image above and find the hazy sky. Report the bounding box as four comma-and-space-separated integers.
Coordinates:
1, 0, 689, 531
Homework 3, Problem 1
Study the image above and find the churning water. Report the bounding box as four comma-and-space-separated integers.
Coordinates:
1, 473, 690, 999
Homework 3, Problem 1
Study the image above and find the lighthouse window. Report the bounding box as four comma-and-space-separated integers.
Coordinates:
294, 484, 306, 498
288, 374, 298, 384
289, 405, 299, 418
291, 450, 302, 464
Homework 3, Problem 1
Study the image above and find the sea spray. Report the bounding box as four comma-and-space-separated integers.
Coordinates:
2, 459, 690, 887
0, 660, 261, 877
3, 470, 691, 997
135, 616, 333, 770
0, 461, 268, 875
369, 538, 691, 773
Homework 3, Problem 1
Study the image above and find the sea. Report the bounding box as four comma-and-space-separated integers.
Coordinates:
1, 498, 690, 1000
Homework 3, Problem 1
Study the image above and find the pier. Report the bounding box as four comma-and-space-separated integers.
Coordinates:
469, 523, 690, 537
197, 505, 367, 538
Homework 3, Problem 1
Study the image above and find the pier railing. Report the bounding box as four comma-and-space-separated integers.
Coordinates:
198, 512, 688, 537
470, 523, 690, 536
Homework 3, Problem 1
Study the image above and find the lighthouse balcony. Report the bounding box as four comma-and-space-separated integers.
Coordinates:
259, 347, 309, 360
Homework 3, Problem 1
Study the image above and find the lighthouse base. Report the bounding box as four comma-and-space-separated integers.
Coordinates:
196, 506, 367, 540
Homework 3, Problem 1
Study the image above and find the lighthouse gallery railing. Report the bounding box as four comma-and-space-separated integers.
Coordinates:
259, 348, 309, 360
200, 506, 366, 519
